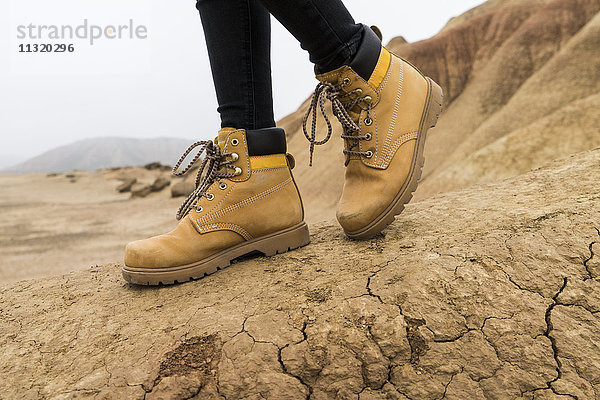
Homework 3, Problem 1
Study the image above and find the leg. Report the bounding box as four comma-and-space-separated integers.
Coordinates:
196, 0, 275, 130
257, 0, 368, 75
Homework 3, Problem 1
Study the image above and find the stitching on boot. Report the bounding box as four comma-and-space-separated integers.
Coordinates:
197, 223, 253, 240
200, 182, 237, 215
194, 178, 293, 225
381, 132, 419, 167
251, 166, 289, 173
371, 57, 404, 168
250, 154, 283, 159
381, 57, 403, 164
376, 51, 395, 95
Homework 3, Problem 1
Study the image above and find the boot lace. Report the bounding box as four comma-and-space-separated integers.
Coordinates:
302, 80, 373, 166
172, 140, 237, 220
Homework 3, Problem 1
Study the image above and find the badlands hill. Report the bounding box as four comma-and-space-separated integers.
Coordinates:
3, 137, 191, 173
1, 0, 599, 398
281, 0, 600, 221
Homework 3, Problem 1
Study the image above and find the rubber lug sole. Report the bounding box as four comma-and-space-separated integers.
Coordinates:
122, 222, 310, 286
345, 77, 444, 240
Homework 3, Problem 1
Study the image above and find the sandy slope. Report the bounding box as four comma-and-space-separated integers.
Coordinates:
0, 169, 180, 283
1, 148, 598, 399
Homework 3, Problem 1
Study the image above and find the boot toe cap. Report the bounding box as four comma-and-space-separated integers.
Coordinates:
124, 239, 164, 269
336, 210, 366, 234
337, 201, 387, 234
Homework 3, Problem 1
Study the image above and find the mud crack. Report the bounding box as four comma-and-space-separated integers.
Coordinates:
277, 320, 312, 400
241, 315, 312, 399
583, 228, 599, 280
441, 368, 463, 400
531, 277, 579, 399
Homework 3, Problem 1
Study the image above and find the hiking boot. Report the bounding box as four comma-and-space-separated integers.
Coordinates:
304, 25, 443, 240
123, 127, 309, 285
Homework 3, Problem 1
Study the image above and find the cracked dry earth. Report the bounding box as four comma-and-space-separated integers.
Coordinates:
1, 149, 600, 400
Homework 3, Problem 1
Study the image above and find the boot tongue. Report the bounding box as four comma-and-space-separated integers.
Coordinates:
315, 66, 346, 85
217, 128, 237, 151
314, 68, 362, 124
346, 108, 362, 123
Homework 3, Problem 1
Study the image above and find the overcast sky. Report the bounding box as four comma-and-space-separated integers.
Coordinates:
0, 0, 484, 161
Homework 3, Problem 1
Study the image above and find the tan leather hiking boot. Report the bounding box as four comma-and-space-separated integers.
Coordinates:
304, 26, 443, 240
123, 127, 309, 285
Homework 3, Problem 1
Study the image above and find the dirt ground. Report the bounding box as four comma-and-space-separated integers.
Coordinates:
0, 169, 182, 284
1, 149, 598, 399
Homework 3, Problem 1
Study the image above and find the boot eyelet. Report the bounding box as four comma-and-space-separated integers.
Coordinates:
234, 167, 243, 176
219, 183, 227, 190
230, 152, 239, 161
364, 133, 372, 141
365, 151, 374, 158
195, 206, 203, 212
363, 96, 372, 104
206, 193, 215, 201
364, 117, 373, 126
231, 139, 239, 146
355, 88, 363, 95
343, 77, 351, 85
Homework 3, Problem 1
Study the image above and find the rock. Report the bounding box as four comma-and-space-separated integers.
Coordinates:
130, 183, 152, 198
171, 181, 195, 198
151, 176, 170, 192
116, 177, 137, 193
387, 35, 407, 47
1, 148, 599, 399
144, 162, 171, 171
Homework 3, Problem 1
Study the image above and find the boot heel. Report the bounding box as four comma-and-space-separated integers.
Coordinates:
256, 222, 311, 257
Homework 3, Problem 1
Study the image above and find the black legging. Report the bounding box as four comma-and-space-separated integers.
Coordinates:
196, 0, 364, 131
